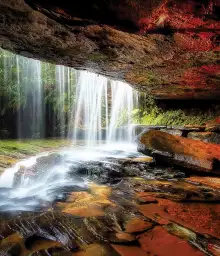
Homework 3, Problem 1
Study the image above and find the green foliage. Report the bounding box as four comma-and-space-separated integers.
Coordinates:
132, 108, 214, 126
0, 48, 77, 116
132, 94, 216, 126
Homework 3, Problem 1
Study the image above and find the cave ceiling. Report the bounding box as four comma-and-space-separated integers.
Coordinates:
0, 0, 219, 99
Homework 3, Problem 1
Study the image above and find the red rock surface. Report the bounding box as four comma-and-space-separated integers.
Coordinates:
139, 199, 220, 238
139, 226, 205, 256
111, 244, 146, 256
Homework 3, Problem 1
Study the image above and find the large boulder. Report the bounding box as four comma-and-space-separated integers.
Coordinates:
137, 130, 220, 174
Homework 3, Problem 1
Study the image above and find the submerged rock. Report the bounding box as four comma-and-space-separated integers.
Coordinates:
138, 129, 220, 174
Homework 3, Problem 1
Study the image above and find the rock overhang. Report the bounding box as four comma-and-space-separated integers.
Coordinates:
0, 0, 219, 99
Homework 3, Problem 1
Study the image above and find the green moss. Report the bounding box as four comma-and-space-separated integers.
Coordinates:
0, 139, 71, 158
133, 109, 214, 126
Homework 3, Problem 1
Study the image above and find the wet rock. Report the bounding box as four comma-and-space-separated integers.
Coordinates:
24, 235, 62, 251
124, 217, 154, 233
74, 243, 119, 256
164, 223, 220, 255
130, 178, 220, 202
126, 157, 153, 163
138, 129, 220, 174
56, 184, 115, 217
32, 247, 74, 256
207, 240, 220, 256
133, 125, 167, 135
111, 244, 146, 256
188, 132, 220, 144
184, 125, 206, 131
110, 232, 136, 244
136, 192, 158, 204
69, 157, 153, 184
139, 226, 205, 256
139, 199, 220, 239
165, 223, 197, 242
185, 176, 220, 190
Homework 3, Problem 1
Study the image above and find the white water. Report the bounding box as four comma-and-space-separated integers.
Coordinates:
72, 71, 108, 146
0, 143, 142, 211
0, 156, 42, 188
108, 80, 137, 142
72, 71, 138, 146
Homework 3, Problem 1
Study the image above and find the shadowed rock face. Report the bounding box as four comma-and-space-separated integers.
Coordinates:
0, 0, 219, 99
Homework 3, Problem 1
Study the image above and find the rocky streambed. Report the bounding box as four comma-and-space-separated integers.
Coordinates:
0, 133, 219, 256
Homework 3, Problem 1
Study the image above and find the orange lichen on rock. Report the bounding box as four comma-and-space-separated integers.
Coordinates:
124, 217, 153, 233
56, 183, 115, 217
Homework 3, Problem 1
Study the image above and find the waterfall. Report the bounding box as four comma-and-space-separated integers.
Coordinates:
0, 50, 139, 211
56, 65, 66, 137
0, 48, 138, 142
71, 71, 138, 146
107, 80, 136, 143
0, 49, 44, 138
72, 71, 109, 147
18, 57, 44, 138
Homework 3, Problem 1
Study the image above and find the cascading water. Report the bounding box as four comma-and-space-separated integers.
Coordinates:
18, 57, 44, 138
72, 71, 109, 147
0, 49, 140, 212
0, 49, 44, 138
56, 65, 66, 137
108, 80, 138, 143
71, 70, 138, 146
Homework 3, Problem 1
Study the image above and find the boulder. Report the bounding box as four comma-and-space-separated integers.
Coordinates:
137, 130, 220, 174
